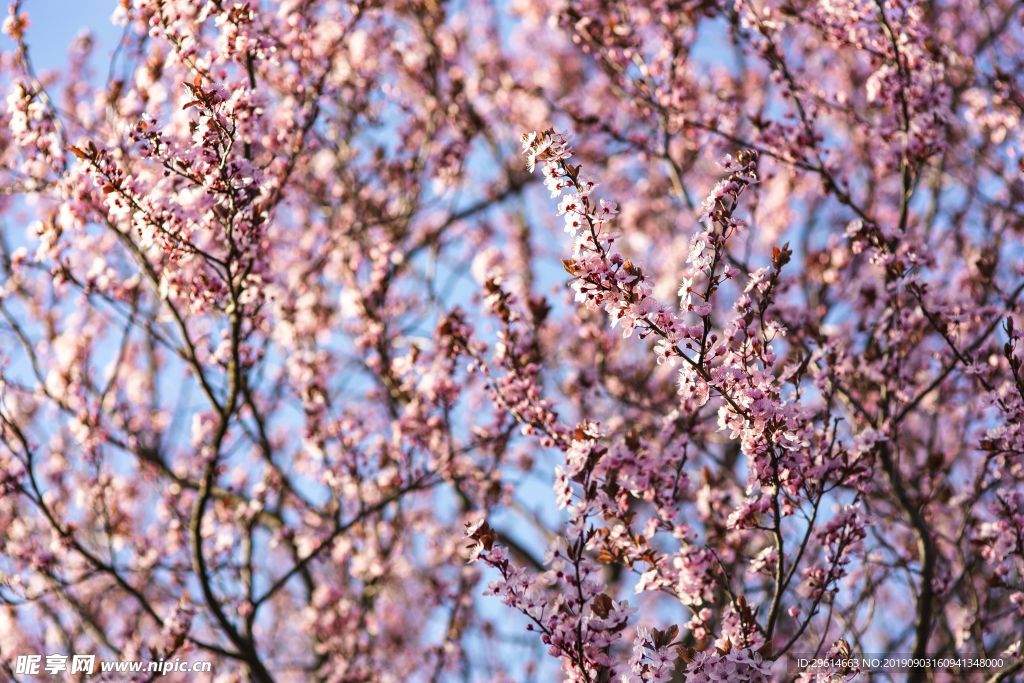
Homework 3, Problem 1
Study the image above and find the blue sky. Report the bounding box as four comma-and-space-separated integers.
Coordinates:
1, 1, 121, 70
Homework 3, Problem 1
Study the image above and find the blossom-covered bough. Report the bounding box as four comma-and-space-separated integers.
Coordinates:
1, 0, 1024, 681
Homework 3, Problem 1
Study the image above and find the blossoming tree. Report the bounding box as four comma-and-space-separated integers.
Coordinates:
1, 0, 1023, 681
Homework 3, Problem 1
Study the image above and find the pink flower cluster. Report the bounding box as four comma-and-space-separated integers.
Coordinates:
3, 0, 1024, 680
